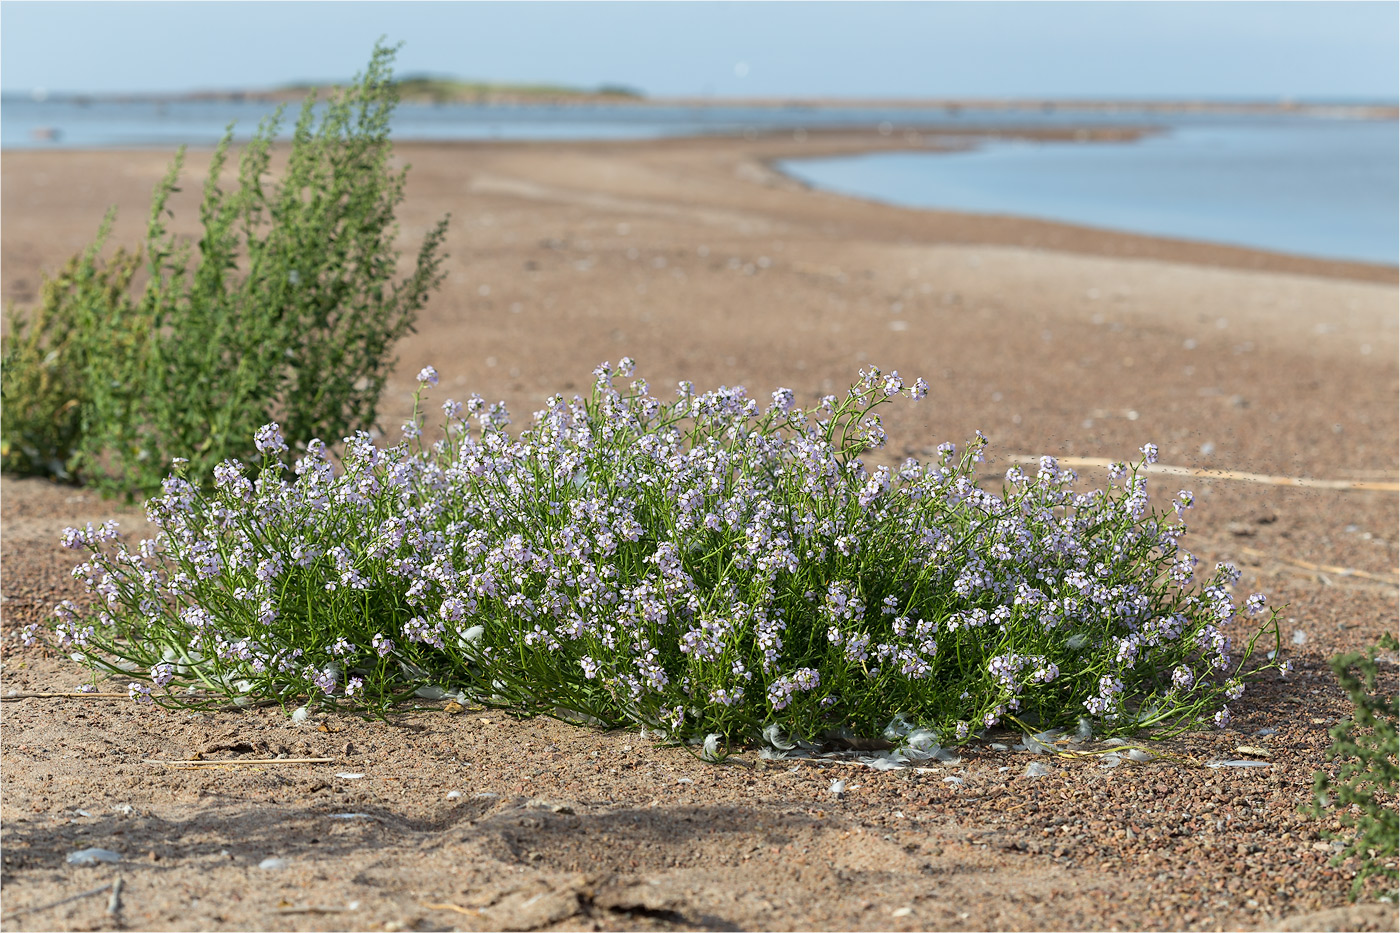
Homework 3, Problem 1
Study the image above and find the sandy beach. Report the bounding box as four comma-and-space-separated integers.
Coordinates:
1, 128, 1397, 931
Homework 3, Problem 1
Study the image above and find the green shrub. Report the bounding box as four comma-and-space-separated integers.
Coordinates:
0, 212, 141, 481
0, 42, 449, 498
1310, 632, 1399, 900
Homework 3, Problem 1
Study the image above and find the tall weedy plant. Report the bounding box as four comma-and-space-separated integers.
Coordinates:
1310, 632, 1399, 900
0, 42, 449, 498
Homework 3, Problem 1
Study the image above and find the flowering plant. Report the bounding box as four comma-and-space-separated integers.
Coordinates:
34, 361, 1284, 749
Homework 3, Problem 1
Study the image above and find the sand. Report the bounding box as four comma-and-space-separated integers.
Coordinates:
1, 127, 1397, 932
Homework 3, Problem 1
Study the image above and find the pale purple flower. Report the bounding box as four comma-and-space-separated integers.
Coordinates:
312, 666, 339, 694
254, 423, 288, 456
770, 387, 796, 415
416, 365, 440, 387
151, 662, 176, 687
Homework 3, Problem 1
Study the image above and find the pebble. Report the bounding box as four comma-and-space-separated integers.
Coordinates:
258, 857, 290, 870
66, 847, 121, 866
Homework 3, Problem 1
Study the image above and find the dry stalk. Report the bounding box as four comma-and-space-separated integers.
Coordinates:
1005, 455, 1399, 492
143, 757, 336, 767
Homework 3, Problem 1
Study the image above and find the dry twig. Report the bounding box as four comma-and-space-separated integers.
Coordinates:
0, 883, 114, 921
1005, 455, 1399, 492
275, 905, 353, 915
143, 757, 336, 767
423, 901, 477, 915
107, 877, 124, 918
2, 692, 130, 701
1230, 545, 1399, 585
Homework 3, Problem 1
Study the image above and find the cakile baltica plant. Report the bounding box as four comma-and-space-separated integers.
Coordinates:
1309, 632, 1399, 900
33, 362, 1286, 755
0, 42, 448, 498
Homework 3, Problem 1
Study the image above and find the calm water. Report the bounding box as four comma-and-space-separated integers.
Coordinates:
779, 119, 1399, 265
4, 97, 1395, 265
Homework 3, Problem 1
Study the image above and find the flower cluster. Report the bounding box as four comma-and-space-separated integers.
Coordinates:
40, 362, 1282, 746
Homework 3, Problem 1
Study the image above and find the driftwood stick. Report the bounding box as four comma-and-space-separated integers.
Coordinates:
1004, 455, 1399, 492
275, 905, 352, 915
423, 901, 477, 915
2, 692, 131, 700
1231, 545, 1400, 585
107, 876, 124, 917
143, 757, 336, 766
0, 883, 114, 921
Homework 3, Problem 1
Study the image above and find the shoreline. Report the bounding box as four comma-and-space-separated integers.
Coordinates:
5, 130, 1395, 285
14, 90, 1398, 120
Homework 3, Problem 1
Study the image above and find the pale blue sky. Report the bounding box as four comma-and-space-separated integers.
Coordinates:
1, 1, 1396, 100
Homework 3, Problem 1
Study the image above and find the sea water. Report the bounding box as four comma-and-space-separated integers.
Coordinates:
778, 117, 1398, 266
0, 96, 1201, 148
4, 97, 1395, 265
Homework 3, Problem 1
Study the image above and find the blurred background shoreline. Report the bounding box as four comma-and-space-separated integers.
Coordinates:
6, 95, 1395, 267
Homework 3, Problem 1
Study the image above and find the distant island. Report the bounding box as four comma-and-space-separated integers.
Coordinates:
19, 79, 1397, 121
63, 75, 647, 107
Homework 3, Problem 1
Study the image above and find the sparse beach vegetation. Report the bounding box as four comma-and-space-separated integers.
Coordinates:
1310, 633, 1399, 900
0, 43, 448, 498
34, 359, 1286, 758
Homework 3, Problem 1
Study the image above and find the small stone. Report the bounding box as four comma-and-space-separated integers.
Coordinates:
66, 847, 121, 866
259, 857, 290, 870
